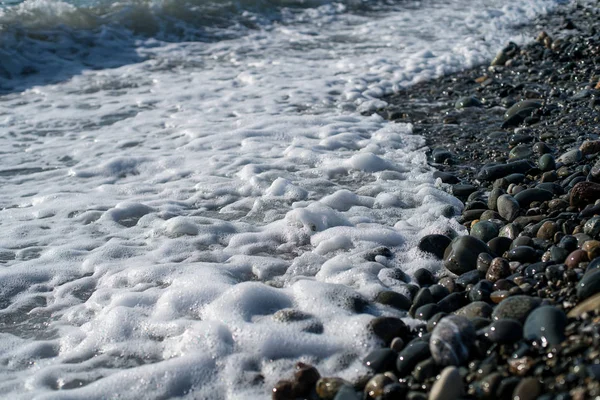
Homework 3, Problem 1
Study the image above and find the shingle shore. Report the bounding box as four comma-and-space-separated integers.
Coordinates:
273, 1, 600, 399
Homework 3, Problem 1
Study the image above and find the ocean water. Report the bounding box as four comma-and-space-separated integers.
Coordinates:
0, 0, 565, 398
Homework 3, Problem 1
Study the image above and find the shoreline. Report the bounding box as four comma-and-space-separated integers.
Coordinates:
274, 0, 600, 399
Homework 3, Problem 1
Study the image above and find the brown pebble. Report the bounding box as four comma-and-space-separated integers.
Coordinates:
565, 249, 589, 269
316, 378, 349, 400
486, 257, 511, 282
580, 140, 600, 156
582, 240, 600, 261
438, 277, 456, 293
508, 357, 535, 376
570, 182, 600, 209
490, 290, 510, 304
294, 363, 320, 395
567, 292, 600, 318
536, 221, 557, 240
272, 380, 296, 400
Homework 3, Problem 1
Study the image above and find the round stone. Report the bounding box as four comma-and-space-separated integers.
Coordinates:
557, 149, 583, 165
443, 236, 493, 275
565, 249, 589, 270
455, 96, 482, 109
523, 306, 567, 346
481, 318, 523, 344
470, 221, 500, 243
364, 348, 398, 373
491, 295, 541, 323
430, 315, 475, 366
428, 366, 464, 400
418, 235, 452, 260
538, 154, 556, 172
396, 341, 431, 376
496, 194, 520, 222
369, 317, 409, 344
486, 257, 511, 282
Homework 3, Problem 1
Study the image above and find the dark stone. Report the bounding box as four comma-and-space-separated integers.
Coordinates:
511, 377, 541, 400
414, 267, 437, 286
491, 295, 541, 323
437, 292, 469, 314
570, 181, 600, 208
577, 268, 600, 300
364, 348, 398, 373
477, 160, 534, 181
429, 284, 450, 302
488, 237, 513, 256
415, 303, 441, 321
455, 270, 482, 287
369, 317, 409, 344
430, 315, 476, 366
470, 221, 500, 243
523, 306, 567, 346
480, 318, 523, 344
452, 184, 479, 198
432, 148, 453, 164
333, 385, 361, 400
538, 154, 556, 172
513, 188, 553, 208
444, 236, 494, 275
506, 246, 538, 263
455, 96, 482, 109
396, 341, 431, 376
375, 291, 412, 311
433, 171, 460, 184
496, 194, 520, 222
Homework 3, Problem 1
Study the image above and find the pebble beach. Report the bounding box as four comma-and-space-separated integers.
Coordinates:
273, 1, 600, 399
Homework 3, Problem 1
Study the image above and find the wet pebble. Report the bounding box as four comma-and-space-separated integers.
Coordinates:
444, 236, 493, 275
430, 315, 476, 366
418, 234, 452, 260
396, 341, 431, 376
491, 295, 541, 323
364, 348, 398, 373
497, 194, 520, 222
577, 268, 600, 300
486, 257, 511, 282
538, 153, 556, 172
470, 221, 499, 243
523, 305, 567, 346
369, 317, 409, 344
480, 318, 523, 344
428, 366, 464, 400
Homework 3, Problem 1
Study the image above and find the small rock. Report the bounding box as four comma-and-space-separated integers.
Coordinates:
480, 318, 523, 344
565, 249, 588, 269
455, 96, 482, 109
557, 149, 583, 165
577, 268, 600, 300
443, 236, 494, 275
538, 154, 556, 172
513, 188, 553, 208
316, 378, 350, 400
491, 295, 541, 323
496, 194, 520, 222
428, 366, 464, 400
430, 315, 475, 366
364, 373, 394, 399
486, 257, 511, 282
567, 292, 600, 318
523, 306, 567, 346
454, 301, 493, 319
570, 181, 600, 208
414, 267, 437, 286
396, 341, 431, 376
470, 221, 500, 243
375, 291, 412, 311
512, 377, 541, 400
432, 148, 453, 164
477, 160, 533, 181
369, 317, 409, 345
580, 140, 600, 156
364, 348, 398, 373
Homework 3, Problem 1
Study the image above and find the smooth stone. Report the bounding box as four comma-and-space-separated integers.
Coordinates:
429, 284, 450, 302
452, 184, 478, 198
381, 383, 408, 400
454, 301, 493, 319
455, 270, 482, 287
430, 315, 475, 366
412, 358, 438, 382
570, 181, 600, 208
557, 149, 583, 165
513, 188, 553, 208
480, 318, 523, 344
488, 188, 505, 211
549, 245, 570, 263
470, 221, 500, 243
582, 240, 600, 261
428, 366, 464, 400
492, 295, 541, 323
476, 252, 493, 273
316, 378, 350, 400
364, 373, 394, 399
364, 348, 398, 373
491, 42, 518, 66
577, 268, 600, 300
523, 306, 566, 346
536, 221, 558, 240
437, 292, 469, 314
333, 385, 361, 400
486, 257, 511, 282
410, 288, 434, 316
272, 380, 296, 400
396, 341, 431, 376
455, 96, 482, 109
586, 257, 600, 273
294, 363, 321, 394
415, 304, 441, 321
509, 144, 533, 160
496, 194, 520, 222
432, 148, 453, 164
477, 160, 533, 181
433, 171, 460, 184
369, 317, 409, 344
536, 182, 563, 195
443, 236, 493, 275
565, 249, 588, 270
468, 281, 492, 303
512, 377, 541, 400
538, 154, 556, 172
506, 246, 538, 263
414, 267, 436, 286
375, 291, 412, 311
580, 140, 600, 155
504, 99, 542, 120
567, 292, 600, 318
499, 223, 519, 239
487, 237, 512, 257
584, 216, 600, 238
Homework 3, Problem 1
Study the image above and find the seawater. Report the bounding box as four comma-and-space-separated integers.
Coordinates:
0, 0, 565, 398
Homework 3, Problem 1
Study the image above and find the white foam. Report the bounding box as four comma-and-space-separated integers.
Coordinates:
0, 0, 566, 397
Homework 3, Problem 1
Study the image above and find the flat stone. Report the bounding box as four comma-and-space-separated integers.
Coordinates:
513, 188, 553, 208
